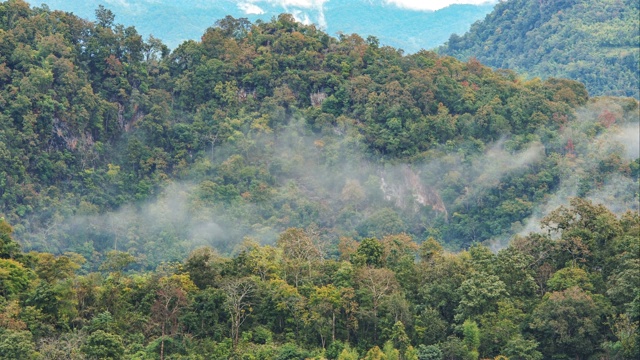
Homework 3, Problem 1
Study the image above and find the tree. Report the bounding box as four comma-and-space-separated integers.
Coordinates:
81, 330, 124, 360
414, 307, 447, 346
337, 343, 360, 360
390, 321, 410, 355
95, 5, 115, 28
309, 284, 342, 347
531, 286, 606, 359
0, 330, 38, 360
243, 241, 282, 281
546, 267, 593, 292
404, 346, 419, 360
381, 233, 418, 270
462, 319, 480, 360
363, 345, 386, 360
265, 278, 306, 339
419, 237, 443, 263
182, 287, 227, 340
33, 252, 84, 284
353, 238, 384, 267
0, 258, 32, 297
277, 228, 323, 287
38, 331, 87, 360
150, 274, 195, 360
183, 247, 226, 289
502, 334, 542, 360
439, 336, 473, 360
356, 267, 399, 341
0, 219, 21, 260
416, 344, 443, 360
99, 251, 135, 274
223, 277, 255, 348
341, 179, 365, 210
477, 301, 526, 356
455, 272, 508, 323
383, 341, 400, 360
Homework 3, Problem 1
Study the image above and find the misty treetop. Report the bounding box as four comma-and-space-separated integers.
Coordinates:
0, 0, 638, 267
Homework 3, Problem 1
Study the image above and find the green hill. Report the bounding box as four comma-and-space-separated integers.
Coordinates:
0, 0, 637, 264
0, 2, 638, 359
439, 0, 640, 98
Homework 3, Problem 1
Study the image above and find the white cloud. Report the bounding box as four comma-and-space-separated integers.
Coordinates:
254, 0, 328, 29
384, 0, 497, 11
238, 2, 266, 14
105, 0, 131, 8
269, 0, 328, 8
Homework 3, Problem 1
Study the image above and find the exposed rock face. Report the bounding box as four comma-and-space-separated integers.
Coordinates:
380, 165, 448, 220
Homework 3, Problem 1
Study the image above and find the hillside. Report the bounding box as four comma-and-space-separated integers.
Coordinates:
439, 0, 640, 98
1, 0, 638, 266
0, 1, 638, 359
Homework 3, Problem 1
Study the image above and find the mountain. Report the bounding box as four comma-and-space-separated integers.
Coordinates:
439, 0, 640, 98
0, 3, 638, 358
1, 0, 637, 266
35, 0, 496, 52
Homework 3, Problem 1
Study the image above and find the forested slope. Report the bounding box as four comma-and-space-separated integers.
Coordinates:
439, 0, 640, 98
0, 0, 637, 265
0, 1, 639, 359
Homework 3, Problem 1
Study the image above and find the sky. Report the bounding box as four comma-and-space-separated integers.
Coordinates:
38, 0, 499, 51
233, 0, 498, 13
384, 0, 498, 11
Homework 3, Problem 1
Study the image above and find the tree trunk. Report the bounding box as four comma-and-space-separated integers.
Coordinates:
332, 312, 336, 342
160, 323, 165, 360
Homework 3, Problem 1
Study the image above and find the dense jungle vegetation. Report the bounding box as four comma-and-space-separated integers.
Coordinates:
439, 0, 640, 99
0, 198, 638, 359
0, 0, 638, 358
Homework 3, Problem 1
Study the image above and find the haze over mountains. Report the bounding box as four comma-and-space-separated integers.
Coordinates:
36, 0, 497, 52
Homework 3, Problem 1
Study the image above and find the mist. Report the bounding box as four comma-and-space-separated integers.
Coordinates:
17, 95, 638, 266
511, 98, 640, 245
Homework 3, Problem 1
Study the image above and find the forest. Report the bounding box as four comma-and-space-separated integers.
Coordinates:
439, 0, 640, 99
0, 0, 638, 359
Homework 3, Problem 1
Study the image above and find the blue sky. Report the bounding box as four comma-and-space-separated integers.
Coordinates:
36, 0, 498, 52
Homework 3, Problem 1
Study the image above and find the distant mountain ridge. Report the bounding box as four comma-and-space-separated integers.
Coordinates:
36, 0, 496, 52
439, 0, 640, 98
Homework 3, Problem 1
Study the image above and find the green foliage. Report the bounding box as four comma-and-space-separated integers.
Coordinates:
390, 321, 410, 354
383, 341, 400, 360
0, 2, 637, 359
0, 0, 625, 263
0, 258, 32, 297
0, 219, 21, 260
81, 330, 125, 359
416, 344, 442, 360
0, 329, 38, 360
531, 287, 606, 359
99, 251, 136, 273
363, 345, 386, 360
0, 198, 634, 357
546, 267, 594, 292
502, 334, 543, 360
455, 272, 508, 322
440, 0, 640, 98
336, 343, 359, 360
275, 343, 311, 360
353, 238, 384, 267
462, 319, 480, 352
